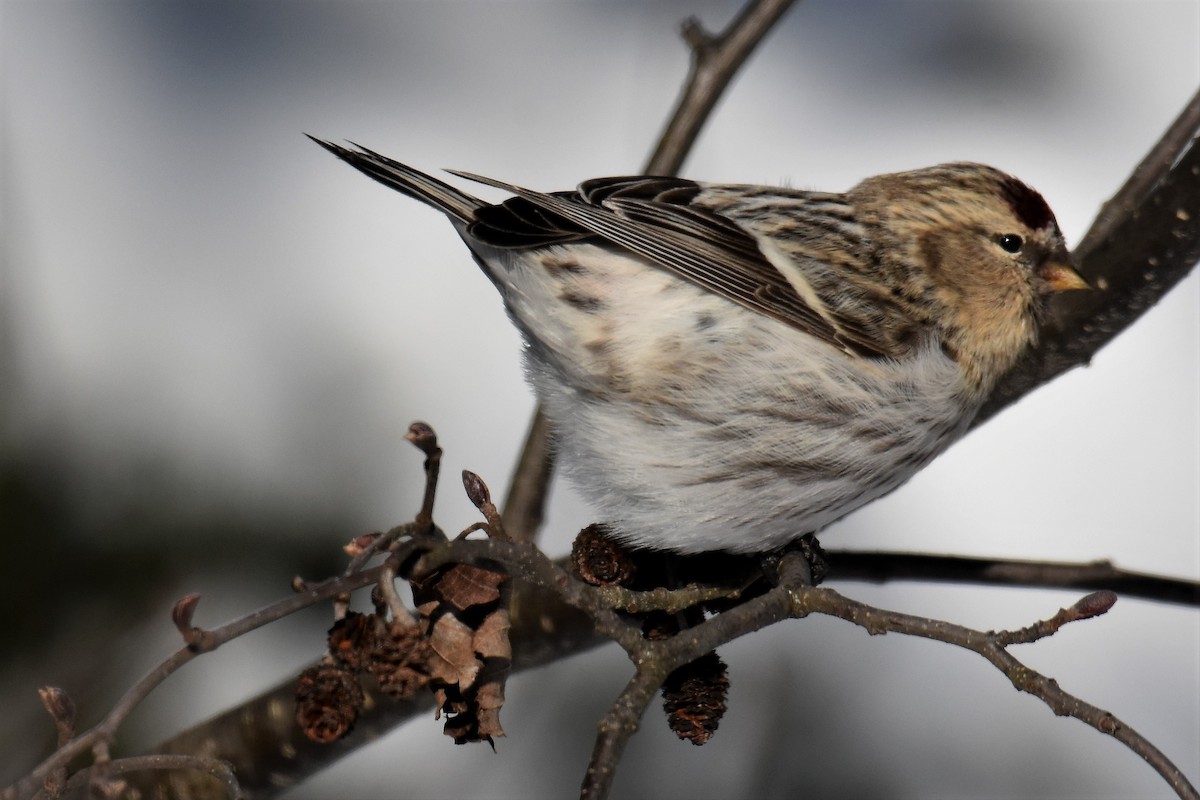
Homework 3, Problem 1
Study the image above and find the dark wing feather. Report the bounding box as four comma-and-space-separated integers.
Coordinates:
310, 137, 899, 359
578, 176, 701, 204
471, 197, 592, 248
308, 136, 484, 224
452, 170, 890, 358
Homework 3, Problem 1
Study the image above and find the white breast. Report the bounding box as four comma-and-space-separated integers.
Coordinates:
476, 241, 975, 554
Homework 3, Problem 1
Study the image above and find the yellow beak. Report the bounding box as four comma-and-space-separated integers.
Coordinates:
1038, 260, 1091, 293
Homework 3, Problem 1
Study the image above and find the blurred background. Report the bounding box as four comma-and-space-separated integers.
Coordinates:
2, 1, 1197, 797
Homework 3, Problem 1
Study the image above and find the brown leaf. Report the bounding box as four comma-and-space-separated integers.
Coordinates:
427, 612, 481, 688
473, 605, 513, 661
411, 552, 512, 745
434, 563, 507, 611
475, 706, 505, 741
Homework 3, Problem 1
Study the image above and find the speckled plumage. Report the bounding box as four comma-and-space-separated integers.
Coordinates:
311, 138, 1086, 553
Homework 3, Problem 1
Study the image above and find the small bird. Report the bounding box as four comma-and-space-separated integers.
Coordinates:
311, 137, 1088, 554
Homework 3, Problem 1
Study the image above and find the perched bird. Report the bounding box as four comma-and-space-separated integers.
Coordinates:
311, 137, 1088, 554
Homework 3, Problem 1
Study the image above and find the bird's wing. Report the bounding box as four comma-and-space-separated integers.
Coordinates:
309, 136, 485, 224
455, 171, 902, 359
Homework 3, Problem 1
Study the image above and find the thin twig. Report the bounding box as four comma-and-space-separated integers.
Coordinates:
826, 550, 1200, 607
500, 408, 554, 543
405, 421, 442, 534
77, 548, 1195, 800
2, 566, 385, 800
644, 0, 800, 175
580, 670, 664, 800
377, 559, 417, 627
571, 550, 1195, 800
992, 590, 1117, 646
580, 553, 809, 799
589, 581, 747, 615
792, 582, 1199, 800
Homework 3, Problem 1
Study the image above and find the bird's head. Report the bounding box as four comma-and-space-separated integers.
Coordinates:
850, 162, 1088, 395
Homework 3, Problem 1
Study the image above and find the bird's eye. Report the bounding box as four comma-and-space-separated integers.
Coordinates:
997, 233, 1024, 254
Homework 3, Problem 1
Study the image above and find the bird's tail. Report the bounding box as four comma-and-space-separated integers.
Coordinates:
307, 135, 483, 225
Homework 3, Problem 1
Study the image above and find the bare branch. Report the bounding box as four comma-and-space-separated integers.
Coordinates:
825, 550, 1200, 607
3, 567, 386, 800
500, 408, 554, 544
50, 755, 242, 800
977, 93, 1200, 422
55, 546, 1191, 800
581, 671, 664, 800
1074, 87, 1200, 262
790, 579, 1198, 800
644, 0, 799, 176
567, 551, 1196, 800
404, 421, 442, 534
992, 590, 1118, 646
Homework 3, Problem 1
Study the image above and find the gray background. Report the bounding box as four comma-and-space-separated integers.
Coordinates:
2, 1, 1197, 797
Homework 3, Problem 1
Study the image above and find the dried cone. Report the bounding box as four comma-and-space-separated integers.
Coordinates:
369, 618, 433, 700
295, 663, 365, 743
662, 651, 729, 746
571, 523, 636, 586
327, 611, 380, 672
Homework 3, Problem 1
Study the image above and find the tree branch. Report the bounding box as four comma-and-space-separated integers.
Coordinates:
977, 90, 1200, 422
499, 407, 554, 544
791, 581, 1198, 800
1073, 87, 1200, 263
825, 550, 1200, 607
572, 551, 1195, 800
643, 0, 799, 176
21, 515, 1194, 798
4, 568, 387, 800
